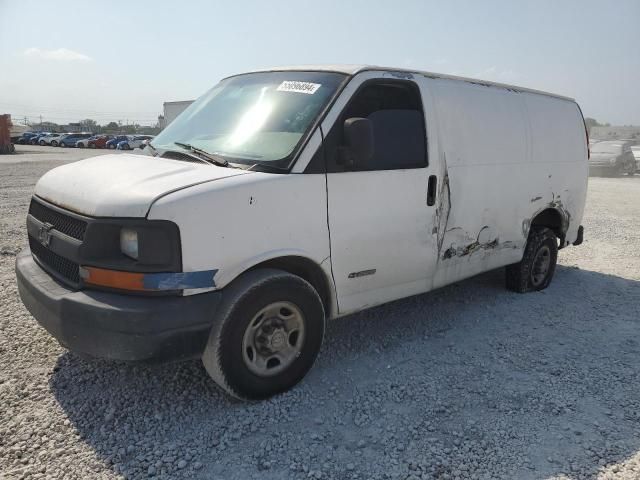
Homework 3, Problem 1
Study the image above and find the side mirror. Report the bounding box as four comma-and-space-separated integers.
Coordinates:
342, 117, 374, 169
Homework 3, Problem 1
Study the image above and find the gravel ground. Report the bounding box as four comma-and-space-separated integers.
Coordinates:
1, 146, 639, 479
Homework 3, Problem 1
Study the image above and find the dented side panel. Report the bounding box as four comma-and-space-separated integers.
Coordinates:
423, 77, 587, 289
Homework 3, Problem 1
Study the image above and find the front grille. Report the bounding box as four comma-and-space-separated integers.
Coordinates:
29, 199, 87, 241
29, 236, 80, 285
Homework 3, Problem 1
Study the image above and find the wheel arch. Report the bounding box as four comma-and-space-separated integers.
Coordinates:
246, 255, 335, 319
530, 207, 566, 245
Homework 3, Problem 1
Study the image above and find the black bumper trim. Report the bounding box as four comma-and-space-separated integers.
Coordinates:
15, 249, 221, 362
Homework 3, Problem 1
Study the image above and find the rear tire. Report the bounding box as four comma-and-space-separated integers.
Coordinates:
202, 269, 325, 400
505, 226, 558, 293
50, 141, 58, 147
39, 140, 45, 146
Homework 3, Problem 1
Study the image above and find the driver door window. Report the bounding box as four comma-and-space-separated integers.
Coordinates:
326, 80, 427, 172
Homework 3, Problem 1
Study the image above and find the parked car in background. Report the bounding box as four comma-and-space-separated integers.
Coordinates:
18, 132, 39, 144
55, 134, 73, 147
87, 135, 114, 149
589, 140, 636, 176
30, 133, 52, 145
105, 135, 130, 149
33, 132, 57, 146
75, 135, 99, 148
117, 135, 153, 150
59, 133, 93, 147
33, 133, 49, 145
140, 138, 153, 149
41, 133, 65, 146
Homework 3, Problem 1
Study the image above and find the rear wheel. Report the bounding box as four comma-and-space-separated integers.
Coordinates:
108, 144, 115, 149
202, 269, 325, 400
39, 140, 45, 146
50, 140, 58, 147
505, 226, 558, 293
625, 161, 636, 175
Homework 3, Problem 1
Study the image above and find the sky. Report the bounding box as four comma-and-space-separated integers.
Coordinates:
0, 0, 639, 126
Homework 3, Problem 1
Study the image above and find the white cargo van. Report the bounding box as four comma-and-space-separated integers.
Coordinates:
16, 65, 588, 399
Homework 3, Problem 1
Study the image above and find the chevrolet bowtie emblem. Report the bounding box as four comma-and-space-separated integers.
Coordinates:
37, 222, 54, 247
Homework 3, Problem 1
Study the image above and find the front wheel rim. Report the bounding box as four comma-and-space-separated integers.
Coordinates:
531, 245, 551, 287
242, 301, 305, 377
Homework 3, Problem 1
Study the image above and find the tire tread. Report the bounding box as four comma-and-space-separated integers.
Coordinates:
505, 226, 558, 293
202, 269, 324, 400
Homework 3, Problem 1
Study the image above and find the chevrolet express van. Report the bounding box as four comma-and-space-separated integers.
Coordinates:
16, 65, 588, 400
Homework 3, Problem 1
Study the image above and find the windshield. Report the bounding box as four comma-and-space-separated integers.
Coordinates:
152, 71, 346, 169
591, 142, 624, 154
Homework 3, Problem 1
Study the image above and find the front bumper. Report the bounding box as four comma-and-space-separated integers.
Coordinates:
15, 249, 221, 362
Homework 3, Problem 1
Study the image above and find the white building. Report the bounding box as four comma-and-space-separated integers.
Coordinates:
159, 100, 194, 129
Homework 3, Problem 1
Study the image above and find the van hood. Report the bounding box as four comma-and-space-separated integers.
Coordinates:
34, 154, 251, 217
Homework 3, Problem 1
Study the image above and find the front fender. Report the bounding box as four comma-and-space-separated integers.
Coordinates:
147, 171, 331, 293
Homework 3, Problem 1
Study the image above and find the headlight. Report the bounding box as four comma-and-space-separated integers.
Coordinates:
120, 228, 139, 259
82, 219, 181, 272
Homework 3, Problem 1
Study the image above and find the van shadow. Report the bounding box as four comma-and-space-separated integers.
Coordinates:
50, 265, 640, 479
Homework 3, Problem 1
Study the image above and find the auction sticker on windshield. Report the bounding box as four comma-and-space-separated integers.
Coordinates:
277, 81, 321, 95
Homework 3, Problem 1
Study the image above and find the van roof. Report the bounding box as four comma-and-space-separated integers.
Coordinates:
236, 64, 575, 102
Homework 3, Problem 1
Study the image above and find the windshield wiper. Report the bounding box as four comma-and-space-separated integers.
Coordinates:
146, 142, 158, 156
173, 142, 229, 167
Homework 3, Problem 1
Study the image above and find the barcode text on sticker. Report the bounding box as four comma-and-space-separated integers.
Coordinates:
277, 81, 321, 95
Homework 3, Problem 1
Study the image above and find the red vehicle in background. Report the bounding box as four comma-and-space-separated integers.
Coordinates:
87, 134, 115, 149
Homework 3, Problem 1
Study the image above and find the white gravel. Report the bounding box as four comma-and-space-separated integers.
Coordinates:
1, 146, 640, 479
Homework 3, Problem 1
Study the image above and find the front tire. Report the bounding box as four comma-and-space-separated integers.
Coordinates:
50, 140, 58, 147
505, 226, 558, 293
202, 269, 325, 400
